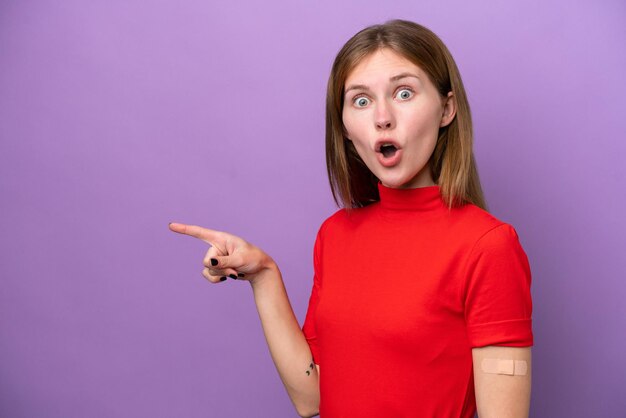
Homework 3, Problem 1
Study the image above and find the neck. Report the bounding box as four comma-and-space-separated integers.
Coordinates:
377, 181, 445, 212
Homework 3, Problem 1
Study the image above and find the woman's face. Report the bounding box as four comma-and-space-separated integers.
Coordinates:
342, 48, 456, 189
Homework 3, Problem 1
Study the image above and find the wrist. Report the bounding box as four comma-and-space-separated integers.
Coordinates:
261, 254, 278, 272
250, 258, 280, 290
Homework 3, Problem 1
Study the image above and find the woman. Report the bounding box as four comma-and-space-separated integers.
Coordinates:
170, 19, 533, 418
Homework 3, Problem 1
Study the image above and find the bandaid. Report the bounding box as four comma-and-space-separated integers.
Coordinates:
481, 358, 528, 376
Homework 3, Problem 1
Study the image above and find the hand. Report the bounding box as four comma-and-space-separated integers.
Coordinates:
168, 222, 275, 285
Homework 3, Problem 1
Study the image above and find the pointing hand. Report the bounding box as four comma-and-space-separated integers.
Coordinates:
169, 222, 274, 285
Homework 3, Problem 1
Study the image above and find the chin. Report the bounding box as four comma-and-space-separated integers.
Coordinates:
378, 169, 430, 189
377, 173, 414, 189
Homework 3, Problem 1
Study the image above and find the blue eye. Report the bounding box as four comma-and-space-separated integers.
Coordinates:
396, 88, 413, 100
354, 96, 370, 107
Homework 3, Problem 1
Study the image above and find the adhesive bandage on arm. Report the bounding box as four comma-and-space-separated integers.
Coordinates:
481, 358, 528, 376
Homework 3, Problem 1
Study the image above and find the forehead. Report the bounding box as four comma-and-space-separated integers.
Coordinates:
344, 48, 424, 85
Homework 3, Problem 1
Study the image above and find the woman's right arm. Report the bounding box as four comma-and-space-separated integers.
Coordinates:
168, 222, 320, 418
248, 262, 320, 418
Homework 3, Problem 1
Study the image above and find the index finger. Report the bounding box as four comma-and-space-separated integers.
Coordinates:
169, 222, 222, 245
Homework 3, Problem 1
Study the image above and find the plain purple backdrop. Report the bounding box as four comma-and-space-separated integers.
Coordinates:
1, 1, 625, 417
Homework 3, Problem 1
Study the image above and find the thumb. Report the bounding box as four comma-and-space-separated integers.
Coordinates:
211, 253, 245, 271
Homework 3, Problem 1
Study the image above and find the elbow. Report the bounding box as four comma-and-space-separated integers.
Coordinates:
296, 408, 319, 418
291, 376, 320, 417
295, 399, 319, 418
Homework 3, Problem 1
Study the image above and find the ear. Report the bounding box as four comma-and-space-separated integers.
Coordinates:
440, 91, 456, 128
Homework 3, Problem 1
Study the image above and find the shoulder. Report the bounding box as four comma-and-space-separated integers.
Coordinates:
451, 203, 523, 249
315, 204, 376, 237
315, 207, 350, 239
311, 209, 348, 258
454, 205, 529, 274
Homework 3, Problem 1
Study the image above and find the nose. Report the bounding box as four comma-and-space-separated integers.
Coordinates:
375, 99, 395, 130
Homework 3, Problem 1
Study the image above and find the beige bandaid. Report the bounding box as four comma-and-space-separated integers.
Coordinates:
481, 358, 528, 376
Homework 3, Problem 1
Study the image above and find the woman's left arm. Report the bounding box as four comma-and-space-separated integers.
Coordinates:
472, 346, 532, 418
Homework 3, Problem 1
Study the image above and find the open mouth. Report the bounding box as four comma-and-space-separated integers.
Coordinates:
379, 143, 398, 159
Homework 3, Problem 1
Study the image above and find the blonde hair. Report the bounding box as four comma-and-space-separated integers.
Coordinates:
325, 19, 488, 211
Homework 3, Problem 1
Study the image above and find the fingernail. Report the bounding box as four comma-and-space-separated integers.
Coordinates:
229, 274, 237, 280
237, 273, 245, 278
220, 276, 227, 281
210, 258, 218, 266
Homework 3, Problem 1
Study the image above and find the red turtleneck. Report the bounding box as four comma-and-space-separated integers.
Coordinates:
302, 183, 533, 417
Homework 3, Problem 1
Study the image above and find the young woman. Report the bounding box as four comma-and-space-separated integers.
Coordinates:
170, 19, 533, 418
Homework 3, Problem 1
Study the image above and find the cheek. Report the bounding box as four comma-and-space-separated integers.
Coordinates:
342, 116, 370, 159
342, 111, 366, 144
341, 110, 355, 137
402, 105, 441, 138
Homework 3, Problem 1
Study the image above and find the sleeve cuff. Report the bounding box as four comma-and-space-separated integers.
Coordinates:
303, 326, 321, 365
467, 317, 533, 348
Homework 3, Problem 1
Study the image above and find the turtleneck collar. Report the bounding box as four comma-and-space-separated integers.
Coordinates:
377, 182, 446, 212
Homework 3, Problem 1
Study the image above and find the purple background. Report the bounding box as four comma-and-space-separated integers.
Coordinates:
1, 1, 624, 417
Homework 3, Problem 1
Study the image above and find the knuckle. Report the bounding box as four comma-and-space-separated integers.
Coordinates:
208, 268, 222, 276
204, 274, 219, 284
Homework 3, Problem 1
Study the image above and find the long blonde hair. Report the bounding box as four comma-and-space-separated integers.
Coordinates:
325, 19, 487, 211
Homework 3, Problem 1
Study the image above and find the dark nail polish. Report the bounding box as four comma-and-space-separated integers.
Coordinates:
210, 258, 218, 266
219, 277, 227, 282
237, 273, 245, 278
229, 274, 237, 280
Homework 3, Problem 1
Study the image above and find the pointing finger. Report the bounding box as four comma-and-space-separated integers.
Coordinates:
169, 222, 222, 245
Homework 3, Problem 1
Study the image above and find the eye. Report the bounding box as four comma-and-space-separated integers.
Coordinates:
353, 95, 370, 108
396, 88, 414, 100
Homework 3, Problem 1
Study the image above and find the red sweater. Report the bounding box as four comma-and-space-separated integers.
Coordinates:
302, 182, 533, 417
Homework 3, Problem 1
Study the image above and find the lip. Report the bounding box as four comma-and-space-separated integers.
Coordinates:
374, 138, 402, 167
377, 148, 401, 167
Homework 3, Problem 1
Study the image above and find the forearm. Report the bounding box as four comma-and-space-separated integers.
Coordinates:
249, 262, 320, 417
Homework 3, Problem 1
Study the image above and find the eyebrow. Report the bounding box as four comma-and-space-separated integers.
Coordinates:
344, 72, 421, 94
